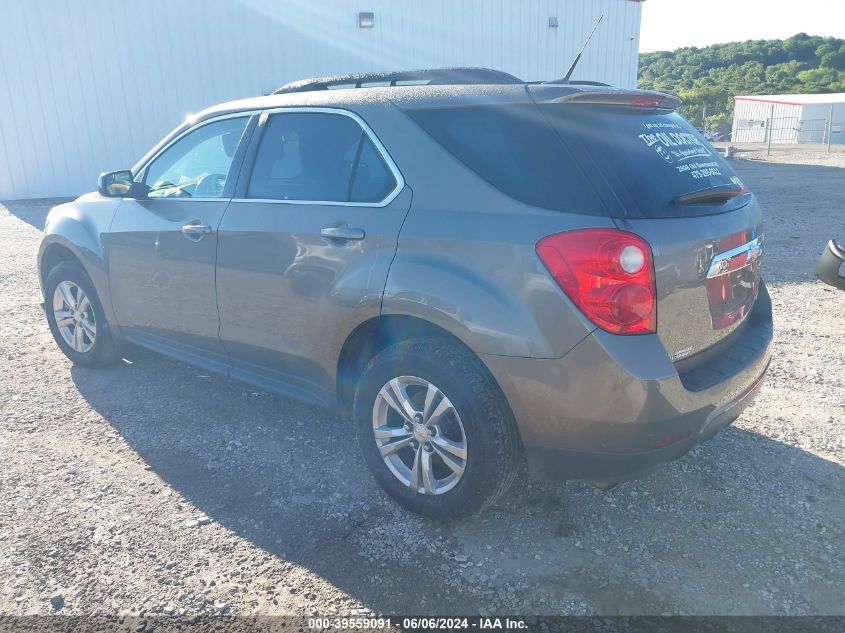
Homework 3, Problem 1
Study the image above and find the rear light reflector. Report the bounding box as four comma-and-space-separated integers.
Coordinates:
629, 96, 664, 108
536, 228, 656, 335
653, 430, 692, 449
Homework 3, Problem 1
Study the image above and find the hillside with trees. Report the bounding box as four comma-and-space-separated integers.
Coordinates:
638, 34, 845, 133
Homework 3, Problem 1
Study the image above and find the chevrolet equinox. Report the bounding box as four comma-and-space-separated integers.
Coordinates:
39, 68, 773, 519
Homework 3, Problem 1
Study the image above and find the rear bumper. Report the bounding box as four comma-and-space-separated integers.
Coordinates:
480, 283, 773, 482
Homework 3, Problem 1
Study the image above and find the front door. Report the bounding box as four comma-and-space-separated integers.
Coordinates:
106, 115, 253, 372
215, 109, 410, 404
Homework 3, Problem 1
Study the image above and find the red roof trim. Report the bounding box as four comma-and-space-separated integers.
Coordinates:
735, 97, 803, 106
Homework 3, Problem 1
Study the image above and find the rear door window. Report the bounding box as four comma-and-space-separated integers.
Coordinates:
246, 112, 397, 203
407, 105, 608, 215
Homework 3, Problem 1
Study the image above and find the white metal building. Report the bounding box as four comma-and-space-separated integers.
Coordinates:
732, 93, 845, 145
0, 0, 645, 200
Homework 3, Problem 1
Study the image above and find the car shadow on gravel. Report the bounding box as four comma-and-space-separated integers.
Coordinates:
1, 198, 75, 230
70, 344, 845, 615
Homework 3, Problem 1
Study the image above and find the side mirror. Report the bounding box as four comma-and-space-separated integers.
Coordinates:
98, 170, 138, 198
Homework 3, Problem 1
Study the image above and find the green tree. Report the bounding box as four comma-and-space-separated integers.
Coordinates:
798, 67, 842, 91
820, 48, 845, 71
706, 112, 732, 135
638, 34, 845, 133
815, 42, 836, 58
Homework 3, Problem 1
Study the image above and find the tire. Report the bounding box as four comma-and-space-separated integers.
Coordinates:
44, 261, 120, 367
353, 337, 521, 520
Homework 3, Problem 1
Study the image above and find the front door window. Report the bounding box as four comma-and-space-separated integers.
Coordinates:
144, 116, 249, 198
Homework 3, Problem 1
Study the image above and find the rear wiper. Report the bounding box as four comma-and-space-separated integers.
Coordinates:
673, 186, 748, 206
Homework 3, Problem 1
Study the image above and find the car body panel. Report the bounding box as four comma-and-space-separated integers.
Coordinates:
615, 198, 764, 365
210, 104, 412, 403
481, 283, 772, 480
104, 197, 233, 370
39, 194, 122, 331
216, 187, 413, 403
383, 205, 602, 359
102, 112, 259, 372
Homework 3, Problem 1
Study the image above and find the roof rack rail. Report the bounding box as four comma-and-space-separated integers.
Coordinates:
272, 67, 523, 95
526, 79, 611, 87
564, 79, 611, 87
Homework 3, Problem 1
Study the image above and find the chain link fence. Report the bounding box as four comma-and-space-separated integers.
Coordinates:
731, 107, 842, 155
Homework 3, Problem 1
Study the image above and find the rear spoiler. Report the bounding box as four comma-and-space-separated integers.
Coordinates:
674, 185, 749, 206
536, 87, 682, 111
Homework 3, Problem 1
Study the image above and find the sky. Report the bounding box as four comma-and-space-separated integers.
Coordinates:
639, 0, 845, 52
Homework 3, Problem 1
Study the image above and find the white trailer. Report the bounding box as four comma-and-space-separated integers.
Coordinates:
732, 93, 845, 145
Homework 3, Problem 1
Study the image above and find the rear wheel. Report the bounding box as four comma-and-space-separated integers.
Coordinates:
44, 262, 120, 367
353, 337, 521, 520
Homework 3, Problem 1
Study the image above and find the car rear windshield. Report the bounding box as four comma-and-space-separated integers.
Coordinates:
409, 103, 744, 218
538, 104, 745, 217
407, 104, 608, 215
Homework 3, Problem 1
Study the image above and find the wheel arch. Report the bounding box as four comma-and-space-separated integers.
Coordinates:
39, 242, 85, 291
336, 314, 513, 419
39, 195, 117, 297
345, 318, 525, 518
38, 233, 120, 338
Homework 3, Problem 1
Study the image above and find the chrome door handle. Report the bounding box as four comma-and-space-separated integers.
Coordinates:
181, 223, 212, 240
320, 226, 366, 241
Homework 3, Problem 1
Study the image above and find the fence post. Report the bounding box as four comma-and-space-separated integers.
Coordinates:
828, 105, 834, 154
767, 103, 774, 156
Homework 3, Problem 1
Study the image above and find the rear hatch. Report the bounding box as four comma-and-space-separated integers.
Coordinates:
529, 85, 763, 364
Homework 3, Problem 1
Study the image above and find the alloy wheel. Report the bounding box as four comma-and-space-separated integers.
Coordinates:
52, 280, 96, 353
372, 375, 467, 495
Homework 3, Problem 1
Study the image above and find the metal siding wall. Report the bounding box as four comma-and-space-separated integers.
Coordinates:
732, 100, 800, 144
771, 103, 800, 143
830, 103, 845, 144
732, 100, 764, 143
0, 0, 642, 199
800, 102, 845, 144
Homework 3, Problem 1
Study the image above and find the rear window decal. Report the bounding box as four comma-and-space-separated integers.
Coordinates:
637, 122, 719, 177
678, 161, 722, 179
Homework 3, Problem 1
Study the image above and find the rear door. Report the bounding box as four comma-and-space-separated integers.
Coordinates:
215, 108, 410, 403
530, 87, 763, 364
107, 114, 254, 370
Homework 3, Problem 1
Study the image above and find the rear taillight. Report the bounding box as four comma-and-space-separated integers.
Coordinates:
536, 228, 656, 335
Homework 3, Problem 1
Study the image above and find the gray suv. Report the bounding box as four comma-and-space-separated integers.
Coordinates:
39, 68, 773, 519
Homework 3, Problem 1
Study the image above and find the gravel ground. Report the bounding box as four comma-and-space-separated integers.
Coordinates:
1, 153, 843, 618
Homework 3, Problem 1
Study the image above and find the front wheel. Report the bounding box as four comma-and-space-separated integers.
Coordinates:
44, 262, 120, 367
353, 338, 521, 520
